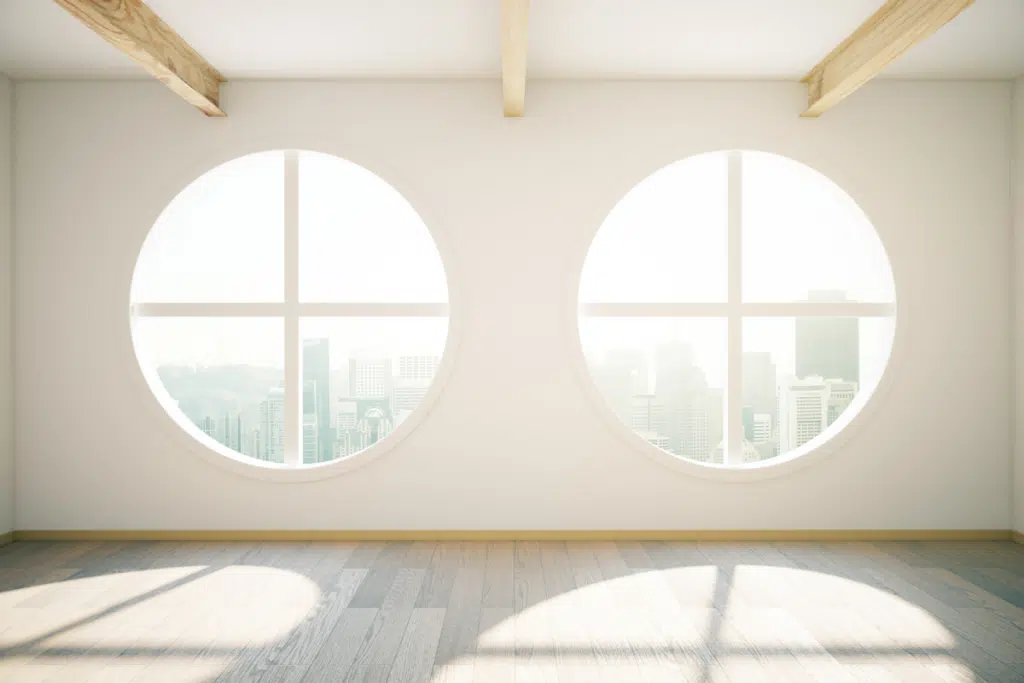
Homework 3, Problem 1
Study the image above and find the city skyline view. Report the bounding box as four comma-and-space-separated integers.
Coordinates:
131, 150, 452, 466
159, 342, 444, 465
583, 289, 895, 464
130, 148, 896, 469
577, 150, 897, 466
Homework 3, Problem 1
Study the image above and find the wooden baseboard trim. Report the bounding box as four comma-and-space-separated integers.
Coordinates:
1014, 530, 1024, 545
0, 531, 13, 547
10, 529, 1014, 543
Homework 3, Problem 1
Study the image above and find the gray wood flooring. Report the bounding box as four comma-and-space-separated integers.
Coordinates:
0, 540, 1022, 682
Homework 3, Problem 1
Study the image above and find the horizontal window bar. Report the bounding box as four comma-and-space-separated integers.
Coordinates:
131, 302, 451, 317
131, 302, 287, 317
580, 302, 895, 317
579, 303, 729, 317
297, 303, 450, 317
741, 302, 895, 317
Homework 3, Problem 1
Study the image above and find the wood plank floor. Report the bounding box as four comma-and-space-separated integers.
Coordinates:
0, 541, 1022, 682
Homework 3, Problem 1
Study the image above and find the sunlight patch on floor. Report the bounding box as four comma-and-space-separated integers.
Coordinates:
0, 565, 321, 681
465, 564, 968, 682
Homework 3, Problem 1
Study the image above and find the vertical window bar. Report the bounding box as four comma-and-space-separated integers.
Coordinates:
726, 151, 743, 466
283, 151, 301, 467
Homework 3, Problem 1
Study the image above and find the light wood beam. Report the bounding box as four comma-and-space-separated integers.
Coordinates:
53, 0, 225, 116
801, 0, 974, 117
501, 0, 530, 117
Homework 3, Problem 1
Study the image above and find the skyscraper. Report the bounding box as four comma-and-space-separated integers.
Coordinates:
779, 376, 829, 454
595, 349, 649, 428
399, 356, 439, 381
826, 379, 858, 426
753, 414, 772, 443
246, 427, 262, 460
393, 382, 430, 425
335, 400, 360, 458
302, 379, 319, 465
682, 406, 710, 462
743, 351, 777, 423
350, 358, 393, 400
795, 290, 859, 384
653, 341, 717, 460
220, 413, 243, 451
303, 338, 333, 462
394, 356, 436, 426
336, 400, 358, 430
630, 394, 664, 433
704, 387, 724, 462
259, 387, 285, 463
198, 416, 217, 439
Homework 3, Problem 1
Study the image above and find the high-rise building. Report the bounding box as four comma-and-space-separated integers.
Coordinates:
743, 351, 777, 425
302, 415, 319, 464
753, 413, 772, 443
198, 416, 217, 439
796, 291, 859, 384
334, 397, 394, 457
681, 406, 710, 461
361, 409, 393, 446
711, 438, 761, 464
653, 341, 718, 460
393, 381, 430, 425
705, 387, 724, 461
336, 400, 358, 431
220, 414, 243, 451
350, 358, 393, 400
399, 356, 439, 381
779, 375, 829, 454
245, 427, 262, 460
259, 387, 285, 463
302, 379, 319, 465
630, 394, 664, 434
303, 338, 333, 462
637, 431, 670, 451
594, 349, 648, 428
335, 400, 361, 458
826, 379, 858, 426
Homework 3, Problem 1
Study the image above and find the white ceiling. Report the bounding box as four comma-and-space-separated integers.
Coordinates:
0, 0, 1021, 80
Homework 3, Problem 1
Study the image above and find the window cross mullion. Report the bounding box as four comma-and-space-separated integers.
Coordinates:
283, 150, 301, 467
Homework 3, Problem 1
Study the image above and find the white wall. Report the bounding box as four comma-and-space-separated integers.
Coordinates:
0, 75, 12, 536
1015, 77, 1024, 535
14, 80, 1013, 531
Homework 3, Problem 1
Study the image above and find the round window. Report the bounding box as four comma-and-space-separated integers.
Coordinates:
579, 151, 896, 467
131, 150, 449, 468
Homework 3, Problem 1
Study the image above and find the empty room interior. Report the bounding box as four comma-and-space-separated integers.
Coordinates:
2, 0, 1024, 681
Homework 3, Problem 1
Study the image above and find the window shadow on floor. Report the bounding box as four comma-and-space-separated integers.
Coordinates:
0, 540, 1021, 682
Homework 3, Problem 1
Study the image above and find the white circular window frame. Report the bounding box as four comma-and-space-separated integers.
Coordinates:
569, 149, 902, 482
128, 142, 460, 484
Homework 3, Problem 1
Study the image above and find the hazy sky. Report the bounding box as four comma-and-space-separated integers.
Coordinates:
134, 317, 448, 370
579, 150, 895, 390
132, 149, 896, 386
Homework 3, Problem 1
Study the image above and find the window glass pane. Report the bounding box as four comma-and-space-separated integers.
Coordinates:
299, 318, 448, 463
298, 151, 448, 302
580, 152, 727, 303
580, 318, 726, 463
741, 151, 895, 303
133, 318, 285, 463
132, 152, 284, 302
742, 317, 895, 461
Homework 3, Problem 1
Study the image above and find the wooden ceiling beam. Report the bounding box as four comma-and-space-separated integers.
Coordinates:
53, 0, 225, 116
801, 0, 974, 117
501, 0, 530, 117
